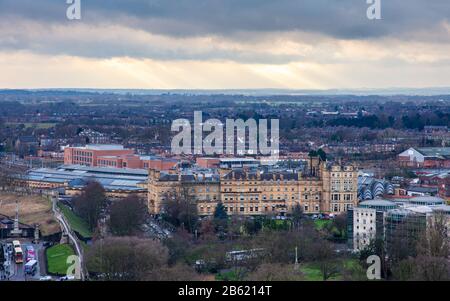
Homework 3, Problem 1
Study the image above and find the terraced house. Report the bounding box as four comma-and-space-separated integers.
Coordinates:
148, 156, 358, 216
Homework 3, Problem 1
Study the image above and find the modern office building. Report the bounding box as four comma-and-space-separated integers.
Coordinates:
348, 196, 450, 251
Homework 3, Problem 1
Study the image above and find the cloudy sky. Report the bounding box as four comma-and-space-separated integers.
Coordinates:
1, 0, 450, 89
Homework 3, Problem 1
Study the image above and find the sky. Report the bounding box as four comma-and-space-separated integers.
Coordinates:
0, 0, 450, 90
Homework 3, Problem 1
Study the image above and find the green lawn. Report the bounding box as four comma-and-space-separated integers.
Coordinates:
58, 203, 92, 239
300, 259, 364, 281
46, 244, 76, 275
215, 269, 241, 281
300, 263, 341, 281
314, 219, 332, 230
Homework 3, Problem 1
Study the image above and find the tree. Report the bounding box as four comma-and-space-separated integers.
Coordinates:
213, 202, 228, 235
213, 202, 227, 220
163, 229, 194, 265
109, 195, 147, 236
73, 181, 107, 231
413, 255, 450, 281
391, 257, 416, 281
330, 212, 348, 239
147, 263, 202, 281
317, 148, 327, 161
291, 204, 304, 231
86, 236, 169, 281
199, 219, 216, 241
417, 212, 449, 258
161, 187, 198, 233
401, 212, 450, 281
311, 240, 340, 281
359, 238, 388, 279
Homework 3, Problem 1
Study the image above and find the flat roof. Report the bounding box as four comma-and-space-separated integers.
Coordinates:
71, 144, 127, 151
359, 199, 397, 207
25, 165, 148, 191
416, 147, 450, 157
220, 158, 258, 162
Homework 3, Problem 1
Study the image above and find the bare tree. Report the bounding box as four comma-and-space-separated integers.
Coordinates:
311, 240, 340, 281
161, 187, 198, 233
109, 195, 147, 236
86, 236, 169, 281
418, 212, 449, 258
147, 263, 202, 281
73, 181, 107, 231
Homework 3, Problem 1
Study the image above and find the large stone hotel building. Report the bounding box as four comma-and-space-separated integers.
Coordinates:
148, 156, 358, 216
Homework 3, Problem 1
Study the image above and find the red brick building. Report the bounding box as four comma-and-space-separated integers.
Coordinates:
64, 144, 178, 171
64, 144, 134, 167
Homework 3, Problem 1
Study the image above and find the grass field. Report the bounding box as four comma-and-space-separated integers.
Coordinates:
300, 259, 363, 281
46, 244, 76, 275
0, 193, 59, 236
58, 203, 92, 239
314, 219, 332, 230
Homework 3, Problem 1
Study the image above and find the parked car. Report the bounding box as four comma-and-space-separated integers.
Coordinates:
43, 242, 54, 248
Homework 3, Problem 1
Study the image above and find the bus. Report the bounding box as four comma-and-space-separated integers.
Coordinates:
24, 259, 38, 275
13, 240, 23, 264
226, 248, 265, 262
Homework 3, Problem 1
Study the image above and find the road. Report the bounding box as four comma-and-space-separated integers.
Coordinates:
51, 196, 85, 280
1, 241, 45, 281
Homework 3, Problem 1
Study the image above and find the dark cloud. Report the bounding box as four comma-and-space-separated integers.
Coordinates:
0, 0, 449, 62
1, 0, 449, 39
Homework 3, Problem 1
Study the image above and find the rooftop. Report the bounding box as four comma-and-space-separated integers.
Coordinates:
416, 147, 450, 158
70, 144, 127, 151
25, 164, 147, 191
358, 199, 398, 210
